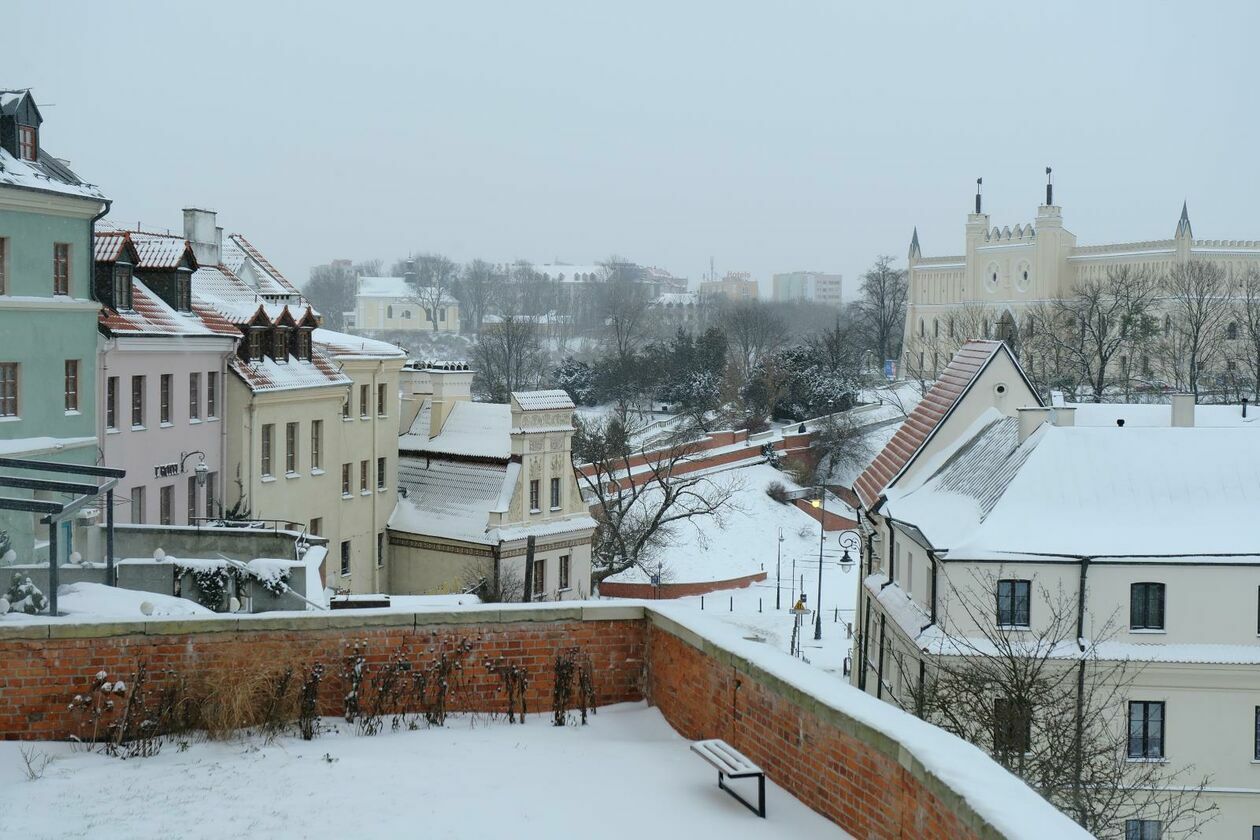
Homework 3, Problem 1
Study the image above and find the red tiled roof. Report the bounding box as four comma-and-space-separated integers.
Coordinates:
854, 340, 1008, 510
131, 232, 197, 270
228, 233, 300, 295
99, 280, 240, 338
94, 231, 130, 262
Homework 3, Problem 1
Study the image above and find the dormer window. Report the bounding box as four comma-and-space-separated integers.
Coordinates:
18, 125, 36, 161
175, 268, 192, 312
295, 328, 312, 361
113, 264, 133, 310
247, 329, 263, 361
272, 328, 289, 363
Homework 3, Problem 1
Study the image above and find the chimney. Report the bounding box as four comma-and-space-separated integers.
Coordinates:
1018, 406, 1053, 444
427, 362, 473, 439
1051, 406, 1076, 427
183, 208, 221, 266
1171, 393, 1195, 428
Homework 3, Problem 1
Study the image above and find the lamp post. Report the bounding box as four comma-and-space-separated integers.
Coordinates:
811, 487, 825, 640
776, 526, 784, 610
180, 450, 209, 487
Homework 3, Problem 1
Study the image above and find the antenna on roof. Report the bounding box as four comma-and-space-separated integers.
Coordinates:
975, 178, 983, 214
1044, 167, 1054, 206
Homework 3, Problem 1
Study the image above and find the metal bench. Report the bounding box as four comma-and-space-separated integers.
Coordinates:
690, 739, 766, 818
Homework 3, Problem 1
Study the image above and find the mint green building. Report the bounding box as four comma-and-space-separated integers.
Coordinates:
0, 89, 110, 565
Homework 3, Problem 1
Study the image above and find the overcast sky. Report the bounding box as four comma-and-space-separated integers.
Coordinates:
9, 1, 1258, 295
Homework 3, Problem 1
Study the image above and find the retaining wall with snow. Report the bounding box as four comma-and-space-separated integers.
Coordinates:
0, 603, 1083, 839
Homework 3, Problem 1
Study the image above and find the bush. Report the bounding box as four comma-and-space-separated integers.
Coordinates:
765, 481, 790, 504
4, 573, 47, 615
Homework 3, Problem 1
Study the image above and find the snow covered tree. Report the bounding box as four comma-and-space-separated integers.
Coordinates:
553, 357, 597, 405
474, 311, 546, 401
4, 572, 47, 614
572, 416, 739, 586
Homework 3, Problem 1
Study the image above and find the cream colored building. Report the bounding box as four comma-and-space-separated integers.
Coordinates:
186, 209, 405, 593
352, 275, 459, 333
388, 363, 594, 600
903, 188, 1260, 379
852, 340, 1260, 837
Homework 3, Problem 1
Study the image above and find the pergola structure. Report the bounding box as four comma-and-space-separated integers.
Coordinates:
0, 457, 125, 616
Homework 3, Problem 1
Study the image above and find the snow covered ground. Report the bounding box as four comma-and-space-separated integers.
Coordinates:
0, 703, 846, 839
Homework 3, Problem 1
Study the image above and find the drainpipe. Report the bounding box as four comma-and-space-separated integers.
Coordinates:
928, 550, 939, 626
217, 352, 229, 516
1072, 556, 1090, 822
371, 360, 381, 591
875, 613, 887, 699
882, 518, 895, 589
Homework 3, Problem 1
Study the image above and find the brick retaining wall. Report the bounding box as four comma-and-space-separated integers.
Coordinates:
0, 604, 1078, 838
598, 571, 766, 599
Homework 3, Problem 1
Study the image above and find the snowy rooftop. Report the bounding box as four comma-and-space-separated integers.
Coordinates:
0, 143, 104, 202
511, 389, 575, 411
99, 279, 240, 340
886, 412, 1260, 559
313, 327, 406, 358
357, 275, 457, 305
229, 351, 351, 394
1061, 400, 1260, 428
399, 399, 512, 460
390, 458, 512, 544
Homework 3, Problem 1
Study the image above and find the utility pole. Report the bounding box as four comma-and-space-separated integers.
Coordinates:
776, 527, 783, 610
814, 487, 825, 640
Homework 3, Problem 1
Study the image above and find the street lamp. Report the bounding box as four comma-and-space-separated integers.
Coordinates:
837, 529, 859, 574
180, 450, 209, 487
810, 488, 825, 640
776, 527, 784, 610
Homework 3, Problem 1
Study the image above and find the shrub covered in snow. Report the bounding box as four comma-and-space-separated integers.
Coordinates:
4, 572, 47, 614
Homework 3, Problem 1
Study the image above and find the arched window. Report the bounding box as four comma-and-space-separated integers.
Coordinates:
933, 319, 939, 338
948, 317, 955, 339
387, 305, 394, 319
983, 319, 990, 338
1163, 314, 1172, 334
919, 319, 925, 338
403, 310, 411, 319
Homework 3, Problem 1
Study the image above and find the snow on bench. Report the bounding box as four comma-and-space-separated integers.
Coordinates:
689, 739, 766, 818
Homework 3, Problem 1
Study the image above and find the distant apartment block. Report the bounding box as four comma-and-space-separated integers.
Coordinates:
698, 271, 758, 302
772, 271, 843, 307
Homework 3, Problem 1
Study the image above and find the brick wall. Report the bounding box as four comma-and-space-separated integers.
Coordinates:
598, 571, 766, 599
643, 617, 990, 839
0, 604, 1076, 838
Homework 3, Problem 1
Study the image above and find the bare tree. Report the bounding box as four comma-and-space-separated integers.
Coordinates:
1158, 261, 1231, 399
889, 569, 1217, 838
721, 301, 787, 381
1024, 267, 1160, 402
456, 259, 503, 333
304, 259, 381, 332
855, 255, 908, 364
1228, 266, 1260, 401
406, 253, 460, 331
473, 311, 546, 401
572, 416, 739, 585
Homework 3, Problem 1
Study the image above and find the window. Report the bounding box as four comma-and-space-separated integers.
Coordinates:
559, 555, 570, 591
933, 318, 939, 338
359, 384, 370, 418
387, 305, 394, 319
532, 557, 545, 599
261, 424, 274, 477
53, 243, 70, 295
272, 328, 288, 362
0, 237, 7, 294
131, 375, 145, 427
993, 697, 1031, 756
529, 479, 540, 512
340, 540, 351, 576
286, 422, 298, 474
1254, 706, 1260, 761
996, 579, 1031, 628
309, 518, 322, 537
106, 377, 118, 429
176, 271, 191, 311
295, 329, 311, 361
1128, 701, 1165, 760
18, 125, 36, 161
1227, 321, 1239, 340
130, 486, 145, 524
550, 476, 561, 509
341, 463, 351, 495
439, 308, 447, 322
918, 319, 925, 337
377, 383, 387, 416
159, 485, 174, 526
188, 373, 200, 421
247, 330, 263, 361
0, 362, 16, 418
187, 476, 198, 524
207, 372, 218, 418
377, 532, 385, 568
112, 264, 132, 309
377, 456, 386, 490
1125, 819, 1161, 840
342, 391, 351, 419
62, 360, 79, 412
360, 459, 369, 493
947, 317, 955, 338
205, 472, 217, 519
160, 374, 172, 424
311, 420, 322, 470
1130, 583, 1165, 631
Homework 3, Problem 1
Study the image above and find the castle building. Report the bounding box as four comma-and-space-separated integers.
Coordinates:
902, 177, 1260, 379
